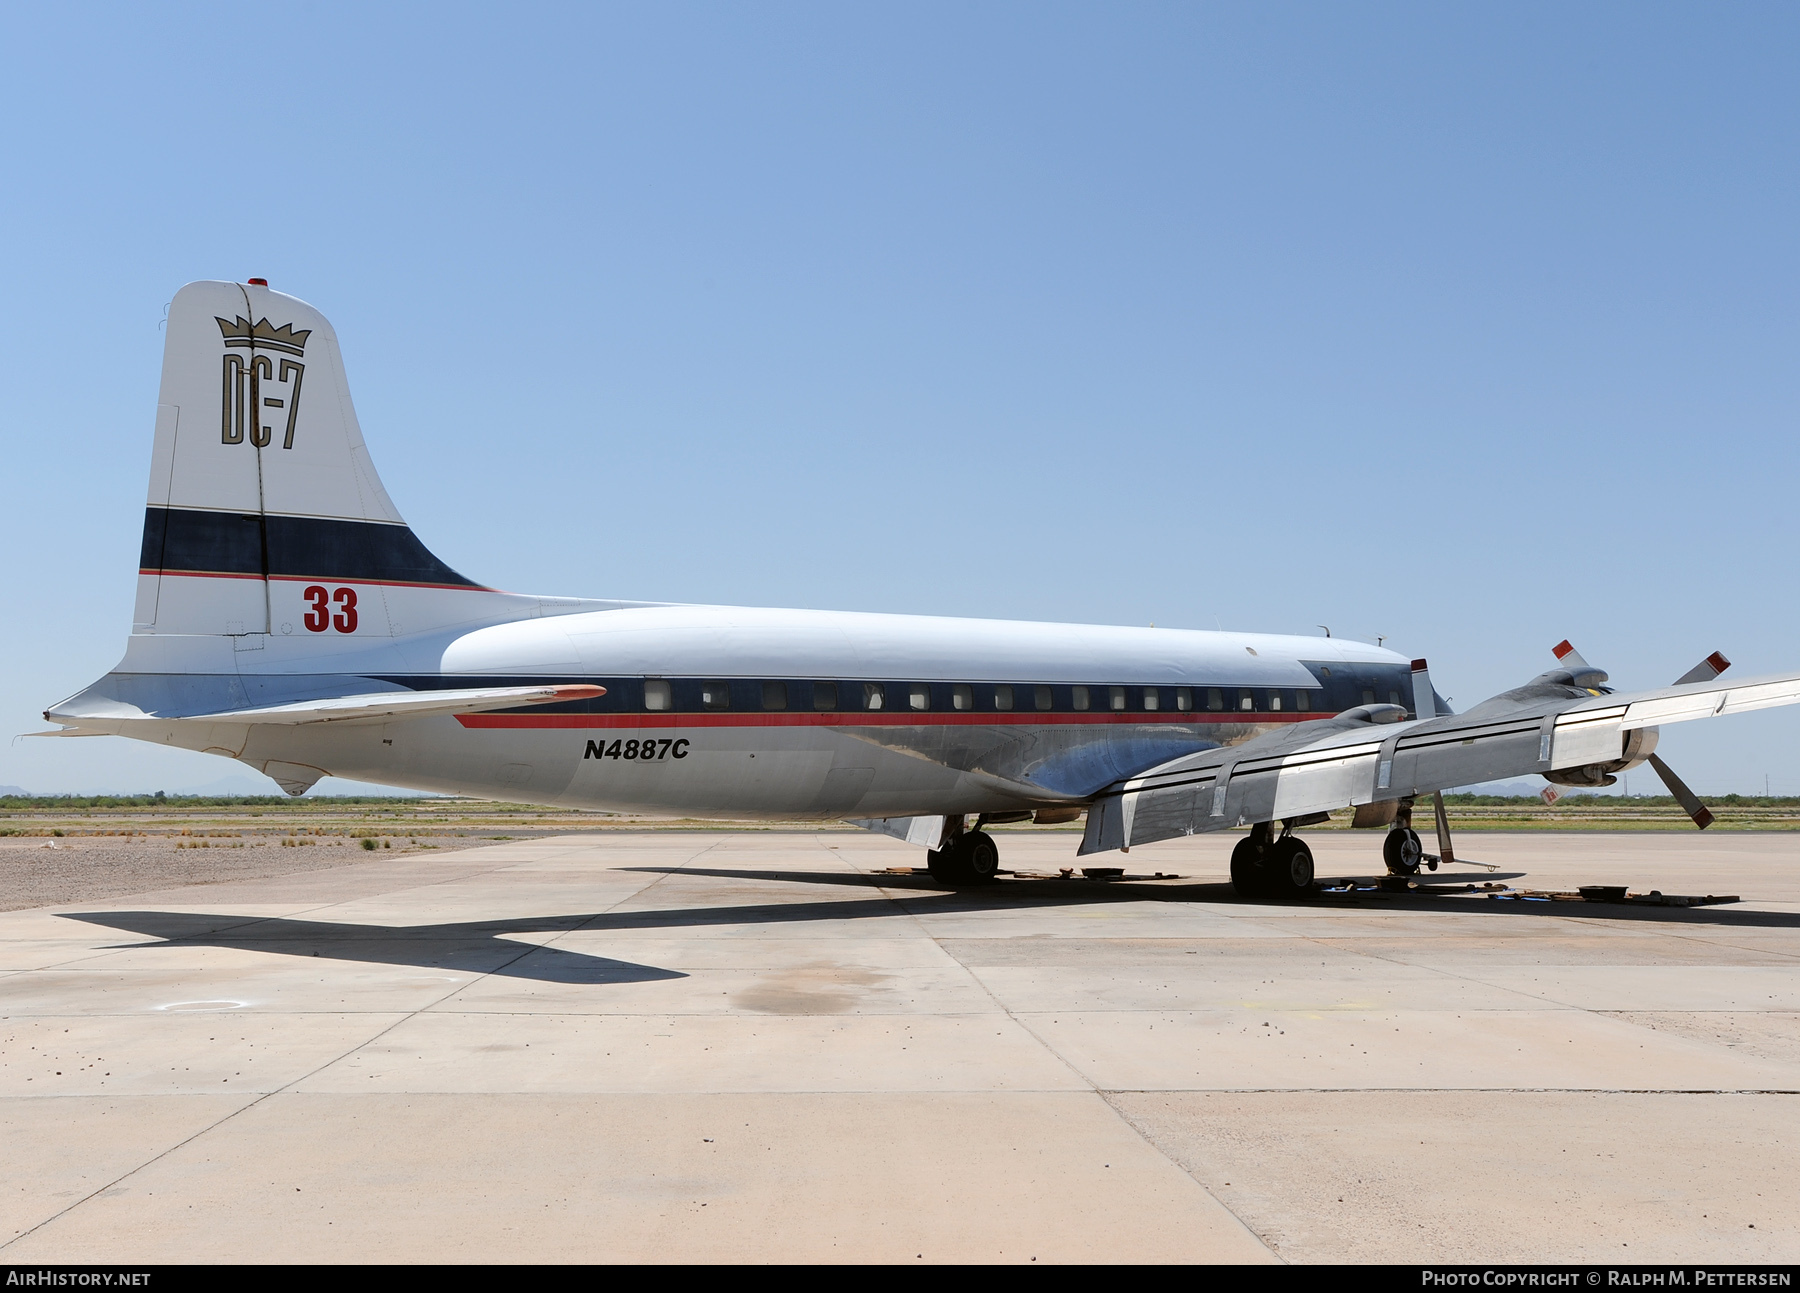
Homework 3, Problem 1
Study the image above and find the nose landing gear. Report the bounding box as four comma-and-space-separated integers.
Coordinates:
1230, 821, 1316, 899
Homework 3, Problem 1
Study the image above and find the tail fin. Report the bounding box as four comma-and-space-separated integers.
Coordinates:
134, 280, 487, 641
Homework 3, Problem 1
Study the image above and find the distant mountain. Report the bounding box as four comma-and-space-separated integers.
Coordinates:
0, 785, 29, 797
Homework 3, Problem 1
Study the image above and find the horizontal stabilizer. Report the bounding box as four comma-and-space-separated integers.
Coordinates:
181, 683, 604, 726
41, 684, 604, 734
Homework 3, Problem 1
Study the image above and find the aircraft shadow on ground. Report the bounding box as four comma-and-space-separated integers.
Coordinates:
619, 865, 1800, 930
57, 910, 689, 985
58, 867, 1800, 982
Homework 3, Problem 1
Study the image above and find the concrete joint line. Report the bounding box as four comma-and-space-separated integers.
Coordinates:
2, 838, 720, 1253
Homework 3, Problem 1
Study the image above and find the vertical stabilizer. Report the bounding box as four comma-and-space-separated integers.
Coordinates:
133, 281, 483, 642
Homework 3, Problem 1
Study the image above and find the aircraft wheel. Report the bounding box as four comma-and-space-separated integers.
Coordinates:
961, 830, 1000, 885
928, 831, 1000, 886
1383, 826, 1423, 875
1230, 835, 1269, 897
1270, 837, 1315, 898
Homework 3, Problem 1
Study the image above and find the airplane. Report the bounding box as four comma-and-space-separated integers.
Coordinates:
38, 280, 1800, 894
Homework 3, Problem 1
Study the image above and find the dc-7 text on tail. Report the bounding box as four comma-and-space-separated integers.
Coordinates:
41, 281, 1800, 892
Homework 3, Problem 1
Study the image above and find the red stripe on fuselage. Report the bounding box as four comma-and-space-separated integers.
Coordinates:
140, 569, 497, 592
455, 710, 1337, 730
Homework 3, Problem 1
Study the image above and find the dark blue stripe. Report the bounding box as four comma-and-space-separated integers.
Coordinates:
141, 507, 477, 587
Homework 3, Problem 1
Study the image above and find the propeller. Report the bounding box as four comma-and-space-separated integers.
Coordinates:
1651, 651, 1728, 829
1646, 753, 1715, 831
1540, 642, 1727, 830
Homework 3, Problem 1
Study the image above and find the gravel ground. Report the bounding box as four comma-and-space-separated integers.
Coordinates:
0, 831, 513, 911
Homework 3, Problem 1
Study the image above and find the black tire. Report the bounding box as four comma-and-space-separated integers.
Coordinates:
1383, 826, 1422, 875
1230, 835, 1267, 897
1270, 837, 1315, 898
928, 833, 999, 886
962, 831, 1000, 884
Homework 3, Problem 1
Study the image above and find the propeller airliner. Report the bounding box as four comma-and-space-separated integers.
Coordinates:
41, 282, 1800, 893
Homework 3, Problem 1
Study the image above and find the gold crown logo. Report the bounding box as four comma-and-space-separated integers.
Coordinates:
215, 315, 312, 356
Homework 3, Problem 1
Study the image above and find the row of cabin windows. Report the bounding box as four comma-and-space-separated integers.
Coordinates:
639, 679, 1321, 714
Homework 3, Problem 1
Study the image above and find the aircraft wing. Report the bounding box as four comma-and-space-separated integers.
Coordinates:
40, 684, 604, 733
1080, 669, 1800, 856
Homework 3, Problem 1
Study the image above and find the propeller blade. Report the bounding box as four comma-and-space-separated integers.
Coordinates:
1672, 651, 1731, 686
1648, 753, 1715, 830
1411, 659, 1437, 721
1553, 640, 1592, 669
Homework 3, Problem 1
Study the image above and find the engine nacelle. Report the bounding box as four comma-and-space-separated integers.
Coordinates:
1544, 726, 1658, 787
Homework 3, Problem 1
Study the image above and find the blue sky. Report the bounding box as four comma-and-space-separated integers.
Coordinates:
2, 3, 1796, 795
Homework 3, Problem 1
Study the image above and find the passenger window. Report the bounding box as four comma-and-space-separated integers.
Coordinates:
994, 684, 1014, 711
1389, 691, 1402, 706
643, 680, 671, 712
762, 681, 787, 711
1239, 693, 1254, 711
1035, 685, 1053, 711
909, 683, 930, 711
1362, 689, 1376, 705
1175, 687, 1192, 711
813, 682, 838, 711
952, 684, 972, 711
702, 681, 731, 710
863, 683, 884, 710
1071, 686, 1089, 711
1270, 692, 1282, 712
1295, 690, 1310, 712
1206, 688, 1223, 712
1109, 686, 1126, 711
1143, 687, 1160, 711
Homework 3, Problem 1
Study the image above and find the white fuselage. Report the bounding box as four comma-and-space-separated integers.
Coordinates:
91, 599, 1416, 818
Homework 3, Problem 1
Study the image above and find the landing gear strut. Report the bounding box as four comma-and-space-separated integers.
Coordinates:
1230, 821, 1315, 899
928, 826, 1000, 886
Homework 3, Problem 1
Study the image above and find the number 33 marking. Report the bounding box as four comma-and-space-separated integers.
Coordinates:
303, 585, 359, 633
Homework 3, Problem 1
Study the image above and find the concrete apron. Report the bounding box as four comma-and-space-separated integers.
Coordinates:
1, 830, 1797, 1263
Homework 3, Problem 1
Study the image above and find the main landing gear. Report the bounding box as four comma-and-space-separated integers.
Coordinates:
927, 826, 1001, 886
1229, 820, 1316, 899
1383, 825, 1425, 875
1382, 793, 1453, 876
